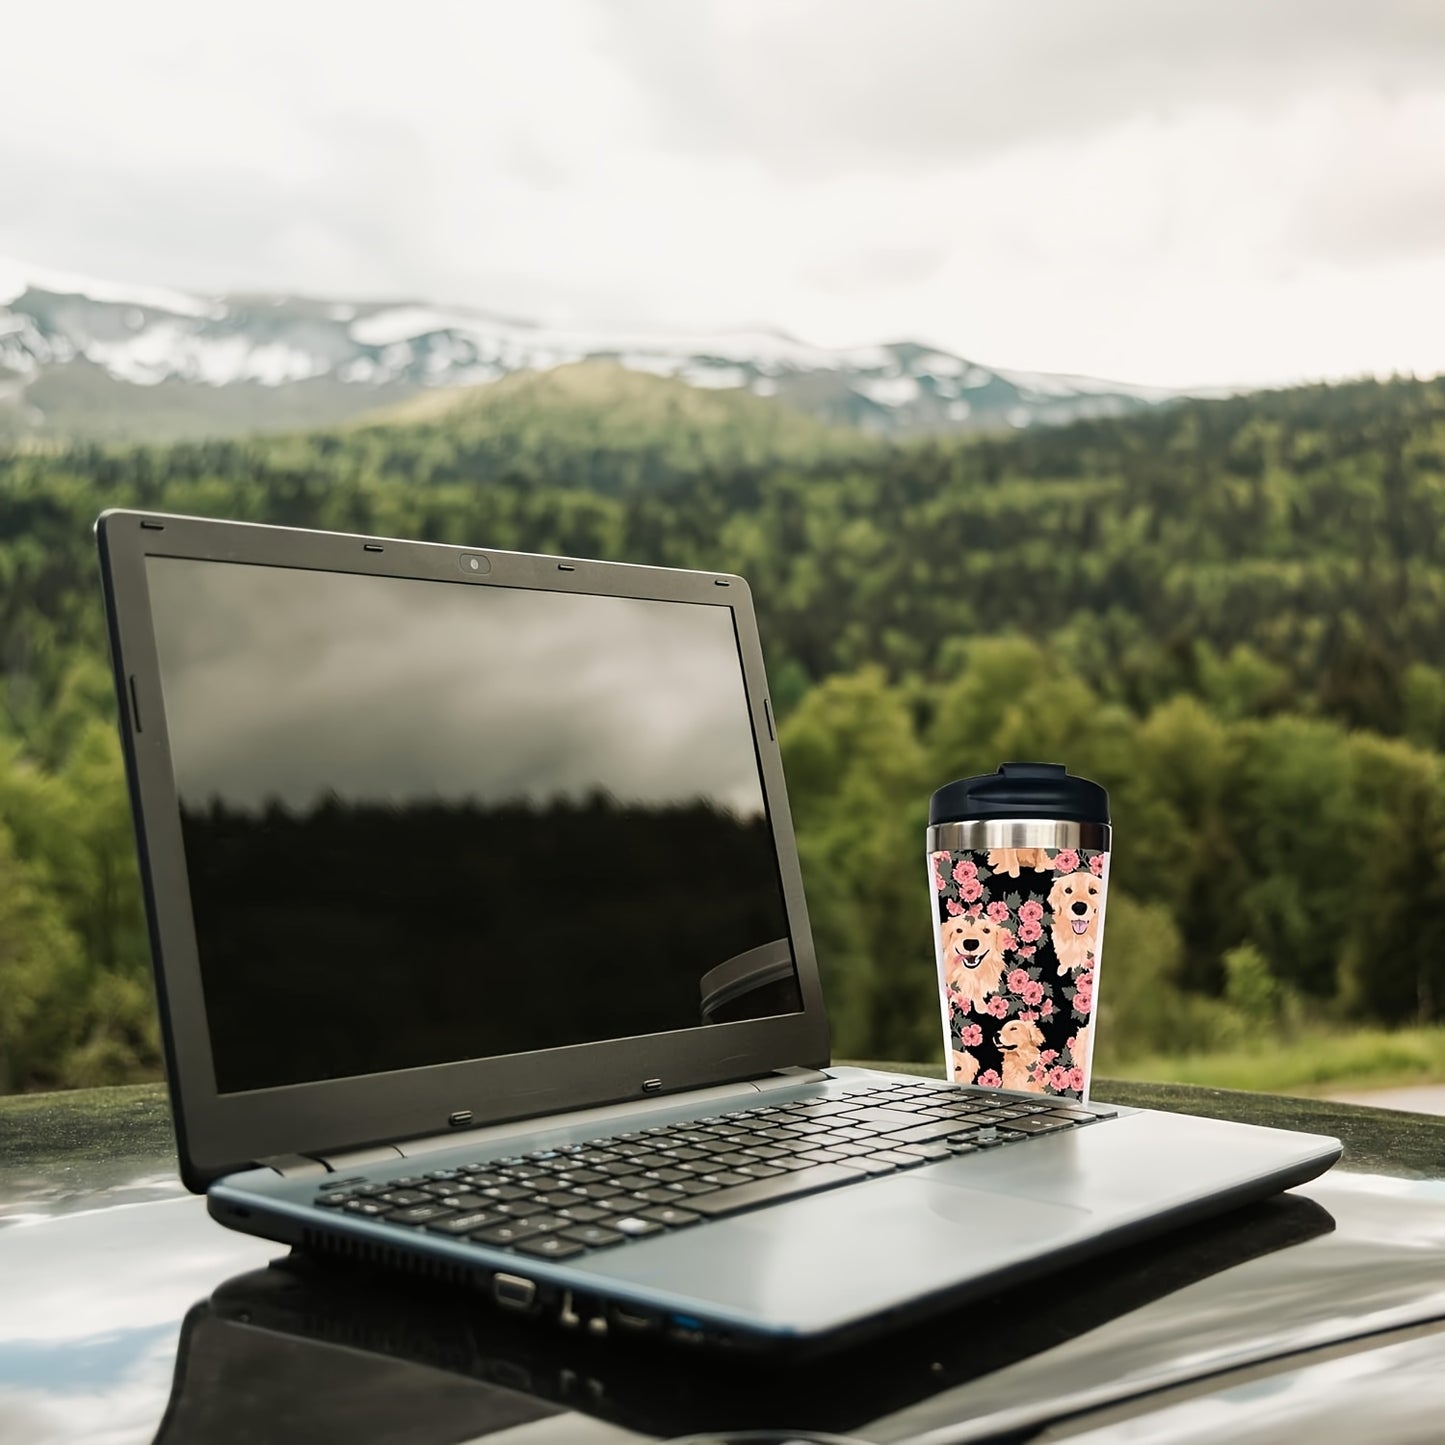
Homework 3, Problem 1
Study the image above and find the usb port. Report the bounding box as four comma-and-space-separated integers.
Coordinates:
610, 1304, 660, 1334
493, 1274, 537, 1310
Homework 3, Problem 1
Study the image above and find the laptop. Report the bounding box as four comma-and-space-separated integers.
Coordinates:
96, 508, 1341, 1355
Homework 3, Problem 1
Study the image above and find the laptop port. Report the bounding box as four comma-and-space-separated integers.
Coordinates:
493, 1273, 537, 1311
609, 1304, 660, 1335
668, 1314, 707, 1346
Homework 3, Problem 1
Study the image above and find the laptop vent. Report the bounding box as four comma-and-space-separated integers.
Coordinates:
299, 1227, 487, 1291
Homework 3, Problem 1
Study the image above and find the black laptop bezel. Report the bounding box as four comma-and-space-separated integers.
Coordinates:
97, 508, 830, 1190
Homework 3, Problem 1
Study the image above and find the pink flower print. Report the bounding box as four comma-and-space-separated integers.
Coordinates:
1018, 919, 1042, 943
985, 993, 1009, 1018
977, 1069, 1002, 1089
952, 859, 977, 884
998, 928, 1017, 952
1030, 1063, 1046, 1082
1042, 999, 1054, 1016
965, 903, 983, 918
934, 868, 947, 894
1019, 945, 1036, 958
1007, 968, 1031, 993
1040, 1050, 1059, 1065
1048, 1066, 1070, 1091
960, 1022, 983, 1047
1052, 848, 1080, 874
1074, 977, 1095, 1014
945, 898, 963, 916
959, 878, 983, 902
1019, 900, 1044, 925
1022, 980, 1044, 1006
987, 901, 1011, 923
1019, 1010, 1038, 1022
1089, 854, 1105, 876
1067, 1067, 1086, 1092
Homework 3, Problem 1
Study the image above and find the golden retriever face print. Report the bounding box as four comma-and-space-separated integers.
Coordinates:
939, 914, 1008, 1005
932, 846, 1108, 1099
1048, 870, 1103, 974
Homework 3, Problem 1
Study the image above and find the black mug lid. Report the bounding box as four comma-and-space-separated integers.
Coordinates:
929, 762, 1110, 825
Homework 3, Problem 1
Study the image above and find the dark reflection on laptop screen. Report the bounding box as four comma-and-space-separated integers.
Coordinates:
145, 557, 800, 1095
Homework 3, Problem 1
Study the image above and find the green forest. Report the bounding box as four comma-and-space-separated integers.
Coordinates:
4, 363, 1445, 1095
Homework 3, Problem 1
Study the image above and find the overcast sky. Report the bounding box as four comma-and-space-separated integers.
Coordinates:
3, 0, 1444, 388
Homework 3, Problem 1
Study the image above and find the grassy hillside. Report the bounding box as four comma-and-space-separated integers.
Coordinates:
340, 360, 875, 489
3, 370, 1445, 1091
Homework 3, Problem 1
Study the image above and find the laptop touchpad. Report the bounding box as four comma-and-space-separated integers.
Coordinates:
917, 1174, 1095, 1223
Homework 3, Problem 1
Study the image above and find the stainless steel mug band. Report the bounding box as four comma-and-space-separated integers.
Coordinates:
926, 819, 1111, 853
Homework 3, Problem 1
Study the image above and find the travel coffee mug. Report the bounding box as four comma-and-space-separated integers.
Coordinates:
928, 762, 1110, 1100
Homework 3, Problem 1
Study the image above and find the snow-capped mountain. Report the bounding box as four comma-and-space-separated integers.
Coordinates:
0, 257, 1178, 442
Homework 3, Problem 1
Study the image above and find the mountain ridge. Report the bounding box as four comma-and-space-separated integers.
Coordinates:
0, 255, 1181, 444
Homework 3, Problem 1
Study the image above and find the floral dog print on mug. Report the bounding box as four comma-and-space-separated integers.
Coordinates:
931, 846, 1108, 1100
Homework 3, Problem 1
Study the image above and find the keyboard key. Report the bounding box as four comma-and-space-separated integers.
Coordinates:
894, 1142, 952, 1161
837, 1108, 920, 1132
574, 1182, 626, 1200
870, 1149, 931, 1168
998, 1116, 1075, 1135
477, 1184, 530, 1202
638, 1205, 700, 1228
496, 1200, 548, 1218
388, 1203, 457, 1225
666, 1178, 720, 1196
427, 1210, 506, 1235
515, 1235, 586, 1260
443, 1194, 498, 1213
889, 1120, 979, 1146
738, 1163, 785, 1179
423, 1181, 471, 1197
342, 1199, 389, 1216
315, 1191, 353, 1207
560, 1224, 625, 1248
832, 1156, 897, 1176
379, 1190, 431, 1207
557, 1202, 613, 1223
700, 1171, 751, 1188
538, 1191, 584, 1209
633, 1187, 686, 1206
473, 1219, 550, 1245
638, 1167, 691, 1184
688, 1164, 859, 1218
611, 1216, 665, 1237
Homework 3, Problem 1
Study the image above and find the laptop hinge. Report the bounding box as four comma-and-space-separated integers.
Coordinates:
261, 1143, 404, 1179
760, 1066, 830, 1089
259, 1154, 328, 1181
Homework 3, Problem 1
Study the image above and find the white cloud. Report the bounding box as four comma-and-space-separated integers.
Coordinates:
1, 0, 1443, 387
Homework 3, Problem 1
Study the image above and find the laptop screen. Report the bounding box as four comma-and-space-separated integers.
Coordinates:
144, 556, 802, 1095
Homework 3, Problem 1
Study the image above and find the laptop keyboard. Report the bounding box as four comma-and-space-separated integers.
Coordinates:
310, 1080, 1116, 1262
